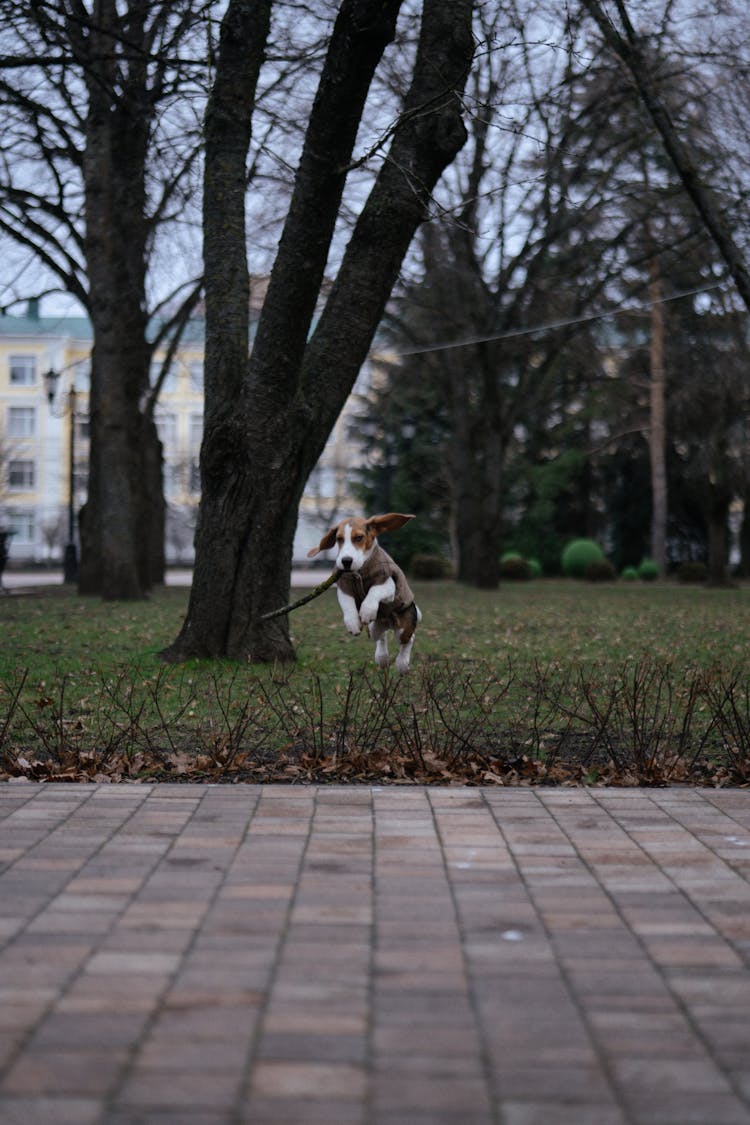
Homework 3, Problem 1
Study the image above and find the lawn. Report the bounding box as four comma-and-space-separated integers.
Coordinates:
2, 578, 750, 785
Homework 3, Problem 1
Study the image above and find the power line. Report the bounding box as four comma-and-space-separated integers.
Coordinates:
387, 278, 732, 358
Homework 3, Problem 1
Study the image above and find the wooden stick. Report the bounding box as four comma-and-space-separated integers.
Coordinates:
258, 570, 338, 622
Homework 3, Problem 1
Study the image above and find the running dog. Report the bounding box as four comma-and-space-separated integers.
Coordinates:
307, 513, 421, 674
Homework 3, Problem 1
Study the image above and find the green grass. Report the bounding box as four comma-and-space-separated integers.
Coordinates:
3, 577, 750, 678
2, 578, 750, 784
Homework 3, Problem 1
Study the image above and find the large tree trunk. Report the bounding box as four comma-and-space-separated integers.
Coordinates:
419, 217, 511, 589
137, 418, 166, 588
706, 492, 730, 586
648, 258, 667, 574
77, 3, 160, 598
163, 0, 474, 663
704, 451, 731, 585
451, 457, 505, 587
448, 372, 507, 587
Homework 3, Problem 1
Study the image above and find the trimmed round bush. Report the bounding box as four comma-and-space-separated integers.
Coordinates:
584, 558, 617, 582
528, 558, 543, 578
637, 558, 659, 582
499, 555, 532, 581
676, 561, 708, 584
561, 538, 604, 578
410, 553, 452, 579
621, 566, 639, 581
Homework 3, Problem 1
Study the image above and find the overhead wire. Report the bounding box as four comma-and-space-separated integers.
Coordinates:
387, 278, 733, 358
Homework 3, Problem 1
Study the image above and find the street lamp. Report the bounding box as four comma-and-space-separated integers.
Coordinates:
44, 367, 79, 583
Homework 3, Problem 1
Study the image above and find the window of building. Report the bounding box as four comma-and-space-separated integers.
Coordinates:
155, 412, 177, 446
9, 355, 37, 386
8, 460, 35, 489
7, 510, 34, 544
73, 360, 91, 392
7, 406, 36, 437
72, 459, 89, 494
189, 362, 204, 392
164, 462, 183, 496
189, 413, 203, 448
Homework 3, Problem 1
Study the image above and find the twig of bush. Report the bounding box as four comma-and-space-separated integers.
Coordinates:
0, 656, 747, 786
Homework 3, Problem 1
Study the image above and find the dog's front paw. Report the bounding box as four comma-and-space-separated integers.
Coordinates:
343, 614, 361, 636
359, 598, 379, 626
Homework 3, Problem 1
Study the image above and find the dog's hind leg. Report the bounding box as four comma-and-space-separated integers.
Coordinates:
368, 620, 390, 668
393, 604, 420, 675
394, 632, 415, 675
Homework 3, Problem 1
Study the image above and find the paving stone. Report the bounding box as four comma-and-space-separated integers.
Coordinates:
0, 1094, 103, 1124
249, 1060, 367, 1099
2, 1046, 128, 1095
114, 1067, 242, 1111
0, 784, 749, 1124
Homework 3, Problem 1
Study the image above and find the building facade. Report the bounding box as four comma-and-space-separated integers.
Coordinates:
0, 304, 368, 567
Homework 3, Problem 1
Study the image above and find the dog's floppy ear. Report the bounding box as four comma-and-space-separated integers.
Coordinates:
307, 525, 339, 558
365, 513, 415, 537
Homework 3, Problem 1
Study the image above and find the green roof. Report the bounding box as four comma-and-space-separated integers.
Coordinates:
0, 310, 211, 346
0, 312, 93, 340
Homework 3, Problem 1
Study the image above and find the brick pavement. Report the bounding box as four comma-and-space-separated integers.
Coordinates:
0, 783, 749, 1124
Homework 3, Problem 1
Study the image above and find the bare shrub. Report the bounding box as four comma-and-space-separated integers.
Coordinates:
0, 656, 744, 785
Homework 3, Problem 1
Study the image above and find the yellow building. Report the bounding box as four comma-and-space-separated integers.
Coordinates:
0, 302, 91, 563
0, 304, 364, 566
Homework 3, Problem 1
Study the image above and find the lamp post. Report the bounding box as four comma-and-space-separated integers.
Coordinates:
44, 368, 79, 583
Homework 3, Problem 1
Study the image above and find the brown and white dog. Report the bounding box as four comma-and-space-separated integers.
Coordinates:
307, 513, 422, 674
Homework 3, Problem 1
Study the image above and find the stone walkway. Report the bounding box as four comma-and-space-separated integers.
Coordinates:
1, 784, 749, 1124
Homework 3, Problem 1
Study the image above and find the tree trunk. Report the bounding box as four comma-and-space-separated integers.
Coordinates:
137, 418, 166, 588
449, 415, 506, 588
451, 462, 505, 587
163, 0, 474, 663
445, 332, 509, 588
706, 490, 730, 586
648, 258, 667, 574
78, 4, 159, 598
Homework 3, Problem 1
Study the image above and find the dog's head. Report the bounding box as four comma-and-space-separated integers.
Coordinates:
307, 513, 414, 573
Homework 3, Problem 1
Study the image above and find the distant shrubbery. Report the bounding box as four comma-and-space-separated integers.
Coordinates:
676, 561, 707, 584
499, 554, 533, 581
637, 558, 659, 582
498, 551, 543, 580
561, 538, 604, 577
585, 558, 617, 582
410, 553, 453, 579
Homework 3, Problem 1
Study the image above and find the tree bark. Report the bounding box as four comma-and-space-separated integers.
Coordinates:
446, 339, 509, 588
451, 456, 505, 588
76, 2, 160, 598
163, 0, 474, 662
706, 489, 730, 586
648, 258, 667, 574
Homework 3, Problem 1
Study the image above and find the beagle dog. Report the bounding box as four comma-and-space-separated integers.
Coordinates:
307, 513, 422, 674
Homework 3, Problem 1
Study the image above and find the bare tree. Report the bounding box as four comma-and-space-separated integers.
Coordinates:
162, 0, 475, 662
0, 0, 207, 596
366, 1, 661, 586
581, 0, 750, 315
